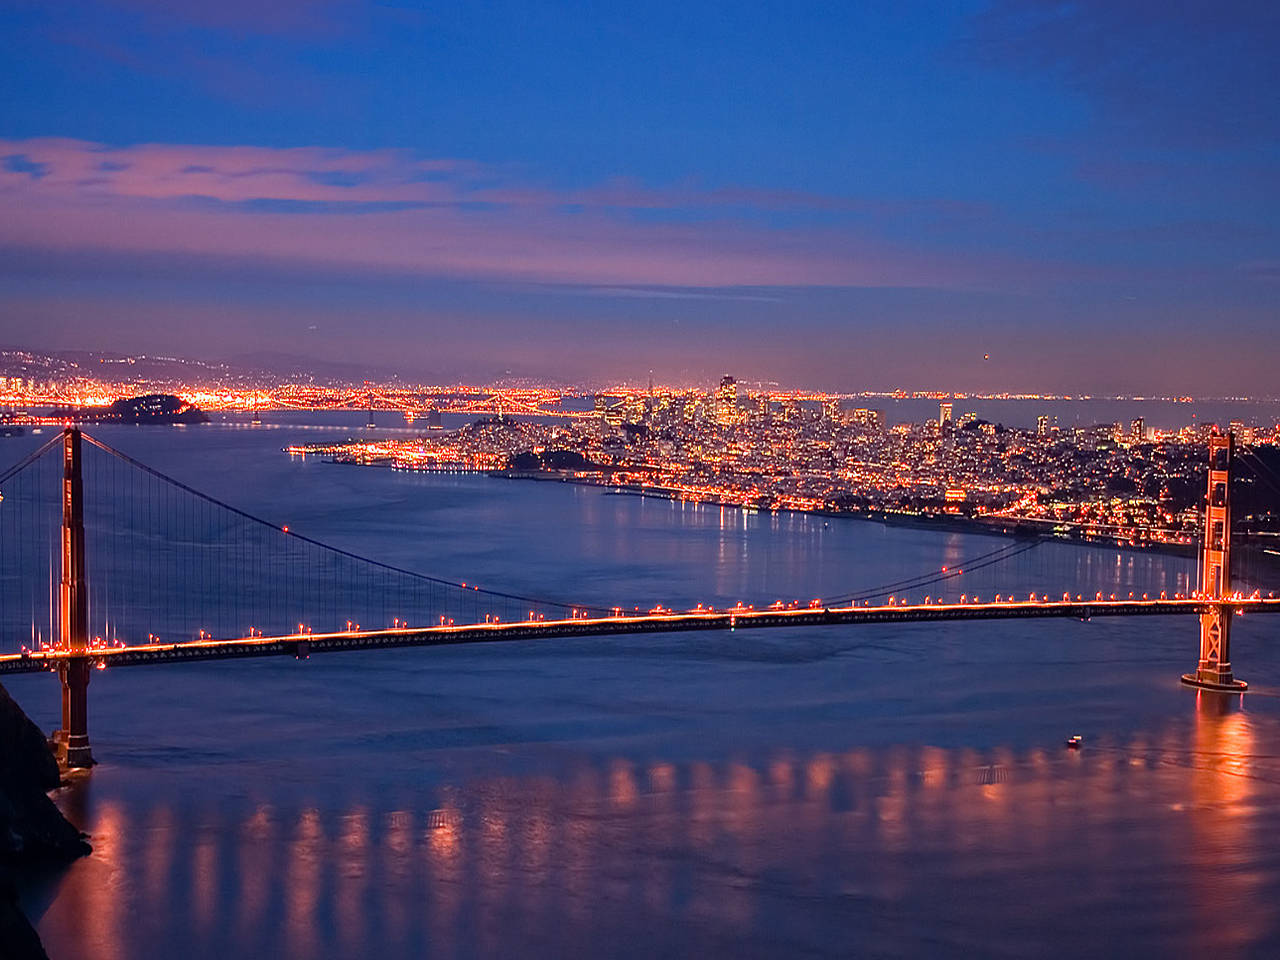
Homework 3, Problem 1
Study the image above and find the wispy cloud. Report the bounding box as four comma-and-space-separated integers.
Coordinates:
90, 0, 356, 37
0, 138, 1016, 290
573, 287, 784, 303
969, 0, 1280, 149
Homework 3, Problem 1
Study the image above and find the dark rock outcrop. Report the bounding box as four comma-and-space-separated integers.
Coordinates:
92, 394, 210, 425
0, 682, 91, 960
0, 892, 50, 960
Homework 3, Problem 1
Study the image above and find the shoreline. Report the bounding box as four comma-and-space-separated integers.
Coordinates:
500, 473, 1203, 560
492, 473, 1277, 574
306, 457, 1280, 573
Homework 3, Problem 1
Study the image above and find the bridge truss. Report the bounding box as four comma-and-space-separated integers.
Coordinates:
0, 427, 1274, 767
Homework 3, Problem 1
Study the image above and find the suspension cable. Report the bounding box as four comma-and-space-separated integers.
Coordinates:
824, 538, 1044, 605
1237, 444, 1280, 501
80, 430, 607, 615
0, 431, 63, 486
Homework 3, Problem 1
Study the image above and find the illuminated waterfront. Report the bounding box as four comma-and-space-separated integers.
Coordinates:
4, 1, 1279, 955
5, 415, 1280, 958
288, 390, 1280, 553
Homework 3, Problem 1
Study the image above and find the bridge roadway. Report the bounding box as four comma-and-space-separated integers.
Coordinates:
3, 596, 1278, 676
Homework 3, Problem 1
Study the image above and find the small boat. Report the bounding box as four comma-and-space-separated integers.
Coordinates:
1066, 735, 1083, 749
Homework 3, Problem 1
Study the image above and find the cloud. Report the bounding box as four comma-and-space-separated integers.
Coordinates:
969, 1, 1280, 148
1238, 260, 1280, 282
0, 138, 1018, 290
575, 287, 783, 302
2, 155, 50, 179
93, 0, 355, 36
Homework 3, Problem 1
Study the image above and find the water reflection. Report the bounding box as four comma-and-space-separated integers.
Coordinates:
37, 715, 1280, 960
285, 808, 324, 958
334, 807, 369, 955
236, 805, 274, 947
1188, 693, 1268, 953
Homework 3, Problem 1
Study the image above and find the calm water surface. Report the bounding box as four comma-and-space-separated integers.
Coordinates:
5, 415, 1280, 959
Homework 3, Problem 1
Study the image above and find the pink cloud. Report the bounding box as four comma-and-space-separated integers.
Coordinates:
0, 138, 1024, 290
108, 0, 355, 36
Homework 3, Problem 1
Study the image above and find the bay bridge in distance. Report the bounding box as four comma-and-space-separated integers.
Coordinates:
0, 426, 1275, 770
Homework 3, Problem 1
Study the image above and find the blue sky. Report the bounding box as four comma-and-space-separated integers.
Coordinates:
0, 0, 1276, 391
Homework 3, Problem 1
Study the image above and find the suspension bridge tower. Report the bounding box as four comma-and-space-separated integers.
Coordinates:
1182, 432, 1247, 691
53, 426, 95, 767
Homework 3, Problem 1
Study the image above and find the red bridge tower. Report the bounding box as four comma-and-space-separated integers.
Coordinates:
53, 426, 94, 767
1182, 432, 1247, 691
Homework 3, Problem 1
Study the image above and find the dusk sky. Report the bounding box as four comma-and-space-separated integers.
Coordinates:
1, 1, 1277, 392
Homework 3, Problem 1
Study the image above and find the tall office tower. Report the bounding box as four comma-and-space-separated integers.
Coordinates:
1130, 417, 1145, 442
939, 402, 953, 428
1037, 415, 1049, 436
852, 408, 886, 433
717, 375, 739, 404
716, 375, 740, 425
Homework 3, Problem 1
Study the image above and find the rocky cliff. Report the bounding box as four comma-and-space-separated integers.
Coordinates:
0, 682, 91, 960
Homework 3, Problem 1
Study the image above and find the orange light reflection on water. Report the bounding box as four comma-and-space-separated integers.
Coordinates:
38, 716, 1280, 959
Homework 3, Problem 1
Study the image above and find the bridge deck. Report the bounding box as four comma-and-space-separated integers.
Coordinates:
3, 597, 1278, 675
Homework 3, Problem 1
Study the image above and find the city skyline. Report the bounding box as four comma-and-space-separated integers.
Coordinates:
8, 344, 1280, 408
5, 7, 1280, 957
2, 2, 1278, 392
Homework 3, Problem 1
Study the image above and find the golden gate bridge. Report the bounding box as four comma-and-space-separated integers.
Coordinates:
0, 427, 1275, 769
